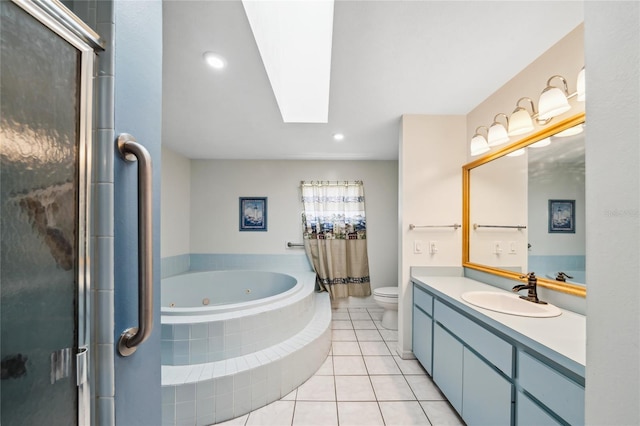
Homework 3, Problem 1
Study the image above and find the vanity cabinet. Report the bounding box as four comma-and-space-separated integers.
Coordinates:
432, 299, 513, 425
517, 351, 584, 425
412, 286, 433, 374
411, 279, 585, 426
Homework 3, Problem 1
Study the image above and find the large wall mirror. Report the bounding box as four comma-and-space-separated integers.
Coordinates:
463, 113, 586, 297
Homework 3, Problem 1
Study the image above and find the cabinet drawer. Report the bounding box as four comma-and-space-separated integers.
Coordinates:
517, 391, 562, 426
518, 351, 584, 426
413, 285, 433, 316
434, 300, 513, 377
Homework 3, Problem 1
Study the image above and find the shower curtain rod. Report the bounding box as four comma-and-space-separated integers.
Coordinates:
300, 180, 363, 186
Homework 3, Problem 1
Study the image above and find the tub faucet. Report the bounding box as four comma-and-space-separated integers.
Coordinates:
513, 272, 547, 305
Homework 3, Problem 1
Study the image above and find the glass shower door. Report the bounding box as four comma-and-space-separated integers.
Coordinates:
0, 1, 92, 424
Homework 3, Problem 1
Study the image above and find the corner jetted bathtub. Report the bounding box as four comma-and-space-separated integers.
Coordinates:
161, 270, 300, 315
161, 269, 331, 426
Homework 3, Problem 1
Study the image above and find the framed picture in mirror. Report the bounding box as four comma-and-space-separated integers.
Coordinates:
548, 199, 575, 233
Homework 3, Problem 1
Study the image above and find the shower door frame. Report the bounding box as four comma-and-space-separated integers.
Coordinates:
9, 1, 102, 424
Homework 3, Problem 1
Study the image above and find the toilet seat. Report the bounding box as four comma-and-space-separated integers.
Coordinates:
373, 287, 398, 298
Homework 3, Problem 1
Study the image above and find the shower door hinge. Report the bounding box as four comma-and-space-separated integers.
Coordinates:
50, 347, 88, 386
76, 347, 88, 386
50, 348, 71, 384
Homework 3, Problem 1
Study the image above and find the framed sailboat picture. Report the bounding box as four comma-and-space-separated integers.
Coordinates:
239, 197, 267, 231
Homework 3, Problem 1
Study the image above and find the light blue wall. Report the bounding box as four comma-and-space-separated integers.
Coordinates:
113, 1, 163, 425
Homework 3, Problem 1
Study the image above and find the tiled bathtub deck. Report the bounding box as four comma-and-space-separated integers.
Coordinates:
213, 306, 464, 426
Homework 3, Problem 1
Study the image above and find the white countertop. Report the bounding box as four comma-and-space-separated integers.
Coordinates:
411, 274, 586, 375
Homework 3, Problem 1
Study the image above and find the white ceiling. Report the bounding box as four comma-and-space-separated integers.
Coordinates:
162, 1, 584, 160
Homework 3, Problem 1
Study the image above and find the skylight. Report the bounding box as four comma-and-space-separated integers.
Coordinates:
242, 0, 334, 123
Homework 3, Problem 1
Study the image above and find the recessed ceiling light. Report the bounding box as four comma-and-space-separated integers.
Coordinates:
333, 133, 344, 141
203, 52, 226, 70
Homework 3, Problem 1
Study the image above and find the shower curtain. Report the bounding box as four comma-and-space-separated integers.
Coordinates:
301, 181, 371, 299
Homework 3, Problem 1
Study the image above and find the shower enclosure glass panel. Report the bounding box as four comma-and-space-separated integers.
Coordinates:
1, 1, 82, 424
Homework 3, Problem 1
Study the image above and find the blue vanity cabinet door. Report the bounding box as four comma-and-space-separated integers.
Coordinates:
433, 323, 464, 414
412, 285, 434, 374
516, 391, 562, 426
462, 347, 513, 425
412, 305, 433, 374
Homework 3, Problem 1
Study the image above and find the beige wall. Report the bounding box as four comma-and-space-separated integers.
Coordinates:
161, 156, 399, 290
161, 146, 191, 257
466, 24, 585, 161
397, 23, 587, 357
469, 153, 528, 269
584, 2, 639, 423
398, 115, 467, 357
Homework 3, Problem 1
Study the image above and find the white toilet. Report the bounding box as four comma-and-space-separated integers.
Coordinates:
373, 286, 399, 330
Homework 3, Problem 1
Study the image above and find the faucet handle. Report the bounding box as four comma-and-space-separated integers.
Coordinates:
519, 272, 537, 281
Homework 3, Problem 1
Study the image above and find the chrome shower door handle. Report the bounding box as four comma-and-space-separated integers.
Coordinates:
116, 133, 154, 356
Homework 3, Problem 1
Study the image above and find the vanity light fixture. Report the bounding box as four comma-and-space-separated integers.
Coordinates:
487, 113, 510, 147
470, 126, 490, 156
506, 148, 526, 157
538, 75, 571, 120
469, 66, 584, 158
529, 137, 551, 148
203, 52, 226, 70
576, 67, 586, 101
508, 97, 537, 136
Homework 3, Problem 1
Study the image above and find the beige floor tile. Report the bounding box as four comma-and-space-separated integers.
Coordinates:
406, 375, 445, 400
368, 310, 384, 321
363, 356, 402, 375
359, 341, 391, 356
348, 312, 371, 320
335, 376, 376, 401
354, 329, 383, 341
352, 320, 377, 330
281, 389, 297, 401
331, 329, 357, 341
379, 329, 398, 341
370, 375, 416, 401
420, 400, 465, 425
246, 401, 295, 426
296, 375, 336, 401
337, 401, 385, 426
332, 341, 362, 356
215, 413, 249, 425
332, 320, 353, 330
379, 401, 430, 426
292, 401, 338, 426
393, 356, 427, 375
331, 312, 350, 320
314, 356, 334, 376
333, 356, 368, 375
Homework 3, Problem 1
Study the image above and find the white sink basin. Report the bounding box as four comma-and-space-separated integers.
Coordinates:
461, 291, 562, 318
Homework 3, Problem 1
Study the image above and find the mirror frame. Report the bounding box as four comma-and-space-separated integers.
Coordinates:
462, 112, 586, 297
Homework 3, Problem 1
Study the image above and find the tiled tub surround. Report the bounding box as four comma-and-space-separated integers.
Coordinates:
161, 271, 332, 425
161, 254, 314, 280
161, 271, 315, 365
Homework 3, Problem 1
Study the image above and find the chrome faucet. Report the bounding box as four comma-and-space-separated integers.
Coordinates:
512, 272, 547, 304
